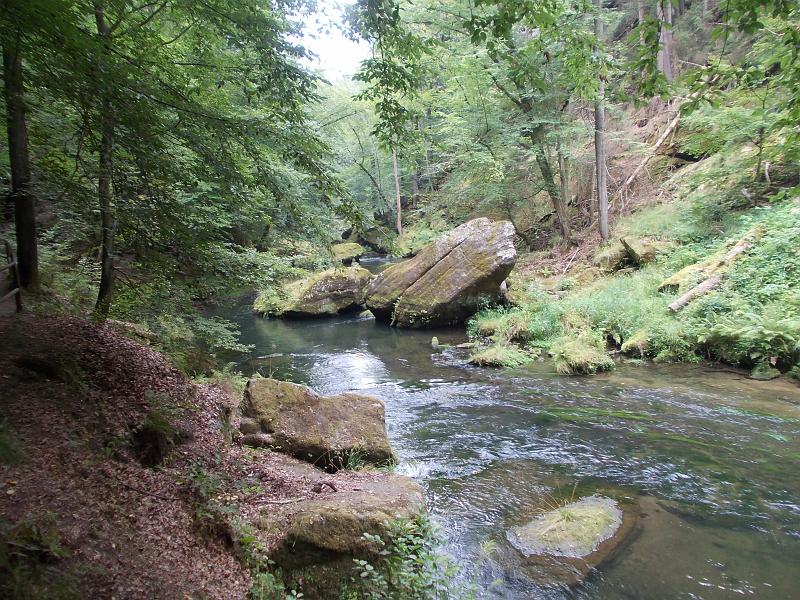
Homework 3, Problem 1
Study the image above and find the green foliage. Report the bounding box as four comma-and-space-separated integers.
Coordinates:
346, 517, 474, 600
468, 290, 563, 347
564, 269, 673, 346
698, 302, 800, 368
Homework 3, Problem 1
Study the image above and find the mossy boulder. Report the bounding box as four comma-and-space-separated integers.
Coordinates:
504, 495, 637, 585
593, 238, 663, 273
254, 266, 373, 318
550, 334, 615, 375
364, 218, 517, 328
592, 242, 629, 272
331, 242, 367, 265
468, 343, 534, 368
619, 237, 662, 266
620, 329, 650, 358
241, 378, 395, 470
750, 362, 781, 381
275, 476, 425, 560
266, 474, 425, 596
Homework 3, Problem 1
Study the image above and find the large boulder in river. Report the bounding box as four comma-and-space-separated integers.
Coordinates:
241, 378, 395, 470
505, 495, 637, 585
254, 265, 373, 318
265, 469, 425, 596
364, 218, 517, 328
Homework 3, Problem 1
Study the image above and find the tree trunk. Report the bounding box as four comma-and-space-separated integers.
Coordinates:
3, 32, 39, 290
556, 137, 569, 215
530, 127, 570, 242
392, 147, 402, 235
637, 0, 645, 43
411, 168, 420, 210
94, 2, 115, 318
595, 0, 609, 241
657, 0, 674, 82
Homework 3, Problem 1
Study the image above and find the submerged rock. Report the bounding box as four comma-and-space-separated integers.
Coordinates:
505, 495, 636, 585
364, 218, 517, 328
241, 378, 395, 470
254, 265, 373, 318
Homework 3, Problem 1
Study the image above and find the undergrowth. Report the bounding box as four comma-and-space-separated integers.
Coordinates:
343, 517, 476, 600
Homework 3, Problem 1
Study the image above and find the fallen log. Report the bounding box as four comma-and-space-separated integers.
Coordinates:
668, 274, 723, 312
664, 227, 763, 312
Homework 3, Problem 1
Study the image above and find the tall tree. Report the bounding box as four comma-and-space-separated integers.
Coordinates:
93, 1, 114, 317
595, 0, 608, 241
657, 0, 674, 82
391, 146, 402, 233
2, 19, 39, 289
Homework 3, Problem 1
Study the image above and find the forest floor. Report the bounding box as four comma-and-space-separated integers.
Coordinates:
0, 313, 394, 599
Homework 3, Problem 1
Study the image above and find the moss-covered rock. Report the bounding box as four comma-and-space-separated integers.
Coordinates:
364, 218, 517, 328
254, 266, 373, 318
468, 343, 533, 368
592, 242, 629, 273
276, 476, 424, 559
265, 474, 425, 596
619, 237, 663, 266
550, 334, 615, 375
620, 329, 650, 358
504, 495, 637, 585
331, 242, 367, 265
750, 362, 781, 381
242, 378, 395, 470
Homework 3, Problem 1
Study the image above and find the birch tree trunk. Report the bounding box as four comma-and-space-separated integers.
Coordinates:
3, 28, 39, 290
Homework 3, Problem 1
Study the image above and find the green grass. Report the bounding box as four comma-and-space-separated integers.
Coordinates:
549, 333, 615, 375
468, 343, 534, 368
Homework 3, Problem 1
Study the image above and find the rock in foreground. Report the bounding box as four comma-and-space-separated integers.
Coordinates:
254, 265, 373, 318
364, 218, 517, 328
241, 378, 395, 470
506, 495, 636, 585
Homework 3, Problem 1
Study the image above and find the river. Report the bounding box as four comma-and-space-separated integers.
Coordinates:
220, 285, 800, 599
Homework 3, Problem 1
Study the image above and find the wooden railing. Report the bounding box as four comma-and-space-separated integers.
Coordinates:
1, 239, 22, 312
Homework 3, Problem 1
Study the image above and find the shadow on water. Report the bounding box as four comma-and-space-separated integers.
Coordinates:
219, 293, 800, 599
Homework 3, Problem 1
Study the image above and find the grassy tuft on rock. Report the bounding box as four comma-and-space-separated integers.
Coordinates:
468, 343, 533, 368
550, 334, 615, 375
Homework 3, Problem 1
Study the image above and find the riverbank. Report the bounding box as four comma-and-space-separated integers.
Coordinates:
0, 314, 429, 599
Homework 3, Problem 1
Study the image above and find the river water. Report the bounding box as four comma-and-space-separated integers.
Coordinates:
220, 287, 800, 599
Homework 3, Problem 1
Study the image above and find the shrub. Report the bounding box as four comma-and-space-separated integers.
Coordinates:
347, 517, 474, 600
697, 301, 800, 368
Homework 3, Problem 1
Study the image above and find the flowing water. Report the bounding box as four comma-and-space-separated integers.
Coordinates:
220, 283, 800, 599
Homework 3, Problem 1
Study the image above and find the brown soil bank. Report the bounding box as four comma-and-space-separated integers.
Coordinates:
0, 314, 423, 599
